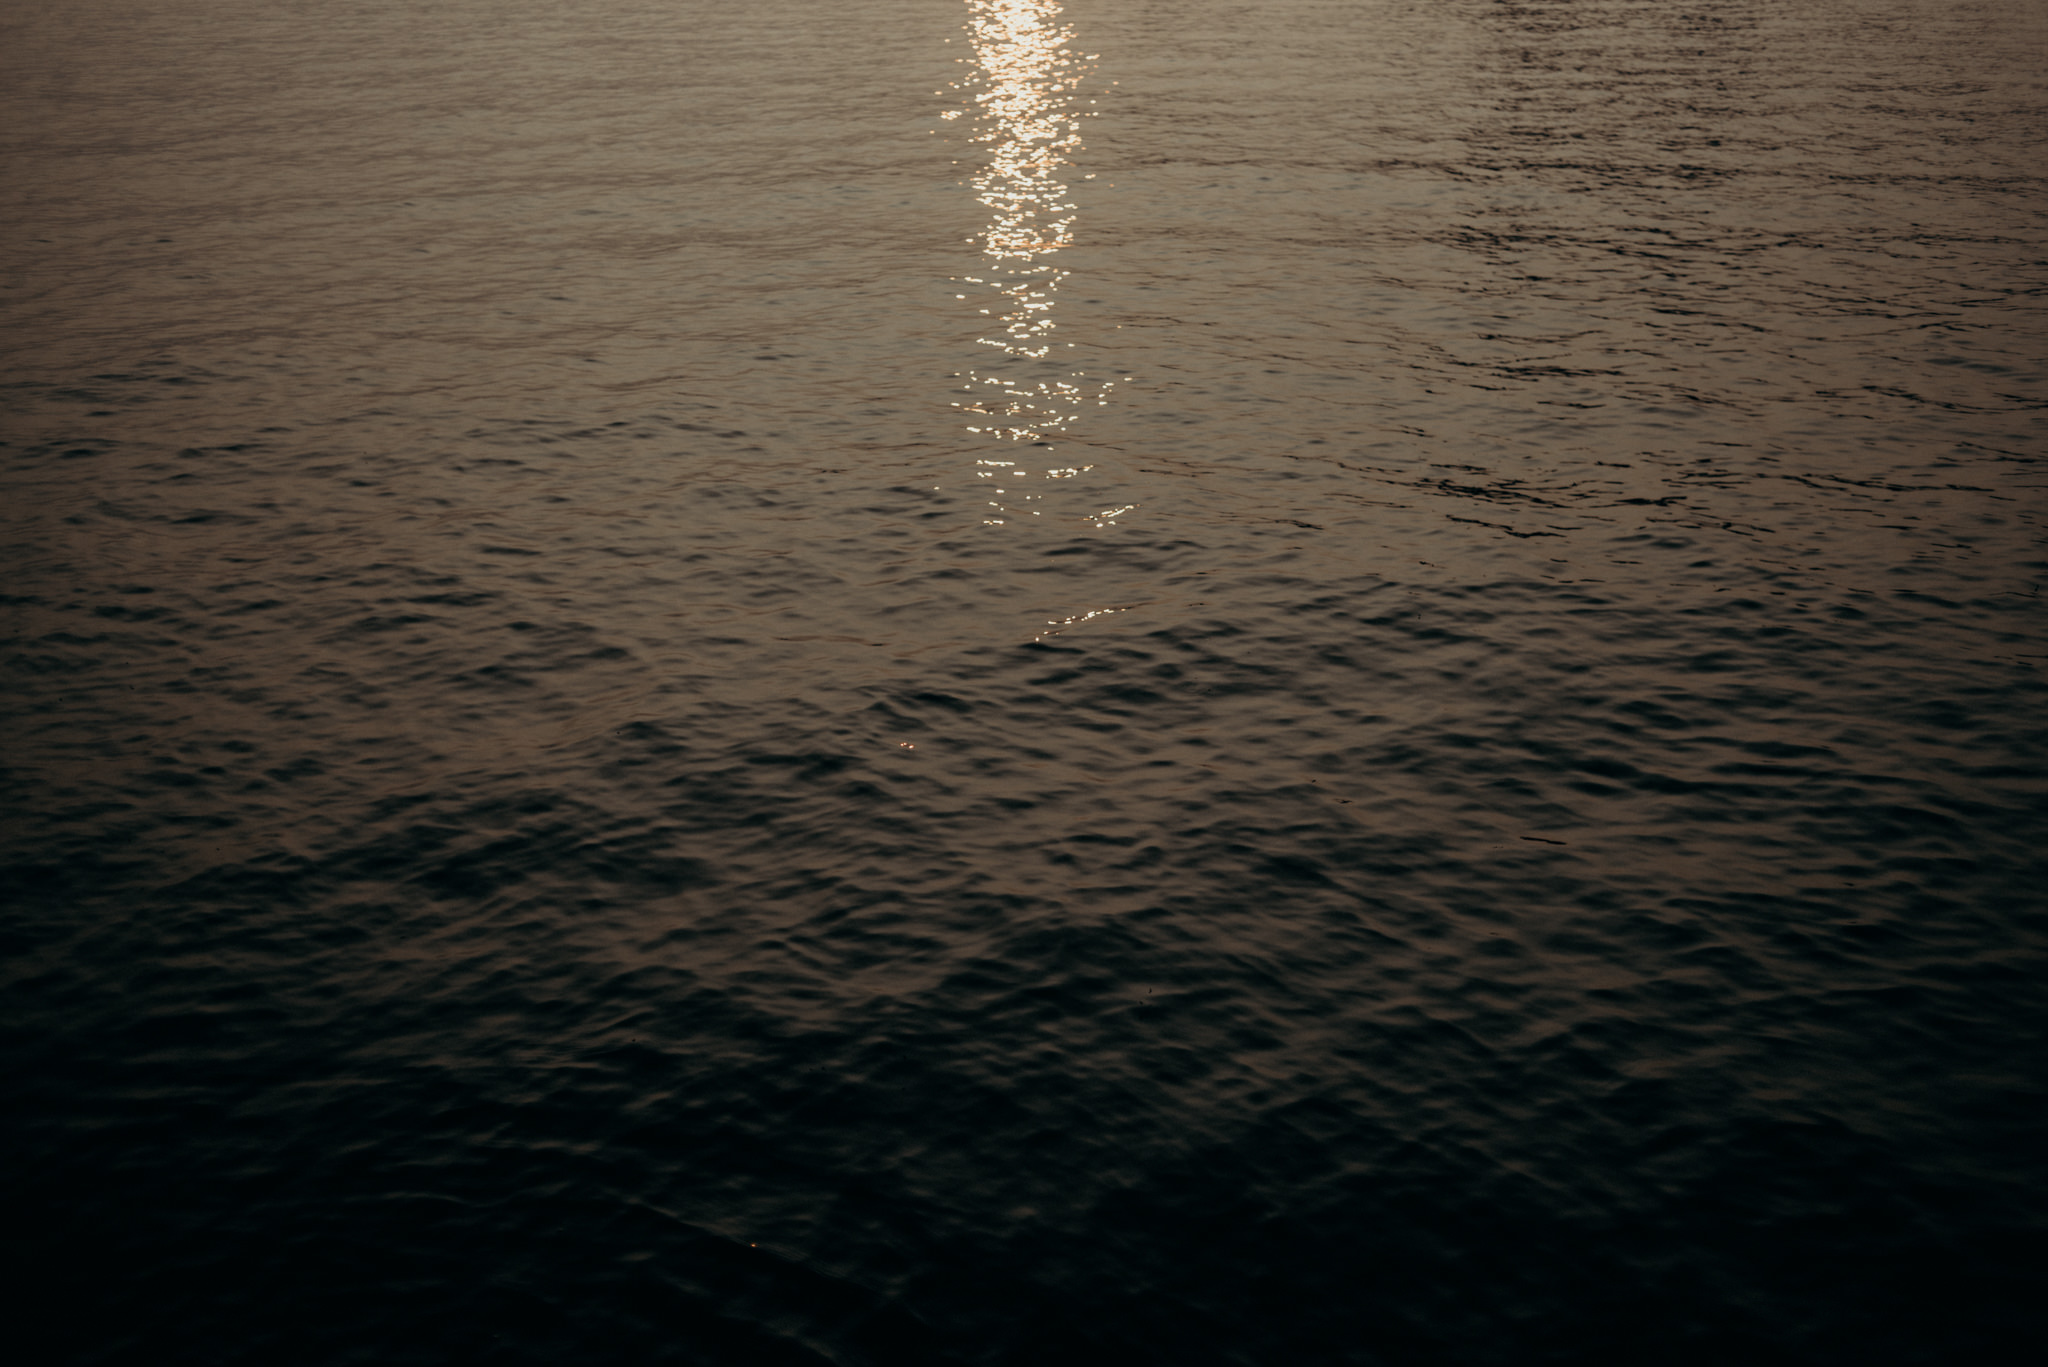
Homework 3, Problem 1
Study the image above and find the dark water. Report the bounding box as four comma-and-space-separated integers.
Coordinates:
4, 1, 2046, 1362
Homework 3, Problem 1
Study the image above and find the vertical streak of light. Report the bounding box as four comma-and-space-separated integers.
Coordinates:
946, 0, 1122, 524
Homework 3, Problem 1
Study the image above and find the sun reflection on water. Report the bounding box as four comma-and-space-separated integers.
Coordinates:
947, 0, 1125, 526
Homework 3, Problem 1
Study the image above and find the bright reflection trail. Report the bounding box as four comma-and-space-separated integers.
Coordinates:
947, 0, 1121, 525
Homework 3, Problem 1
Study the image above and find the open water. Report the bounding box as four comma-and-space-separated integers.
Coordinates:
3, 1, 2046, 1363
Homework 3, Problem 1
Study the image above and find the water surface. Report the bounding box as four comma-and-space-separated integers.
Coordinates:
4, 2, 2045, 1363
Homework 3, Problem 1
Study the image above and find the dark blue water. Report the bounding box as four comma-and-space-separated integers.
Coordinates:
4, 1, 2045, 1362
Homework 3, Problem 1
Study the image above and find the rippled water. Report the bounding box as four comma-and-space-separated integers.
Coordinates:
4, 1, 2046, 1363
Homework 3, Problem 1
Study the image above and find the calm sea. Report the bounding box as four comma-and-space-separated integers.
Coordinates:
4, 1, 2045, 1362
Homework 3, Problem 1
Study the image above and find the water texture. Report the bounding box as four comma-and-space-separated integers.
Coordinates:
3, 1, 2046, 1363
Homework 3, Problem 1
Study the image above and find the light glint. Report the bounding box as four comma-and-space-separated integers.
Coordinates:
945, 1, 1125, 497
